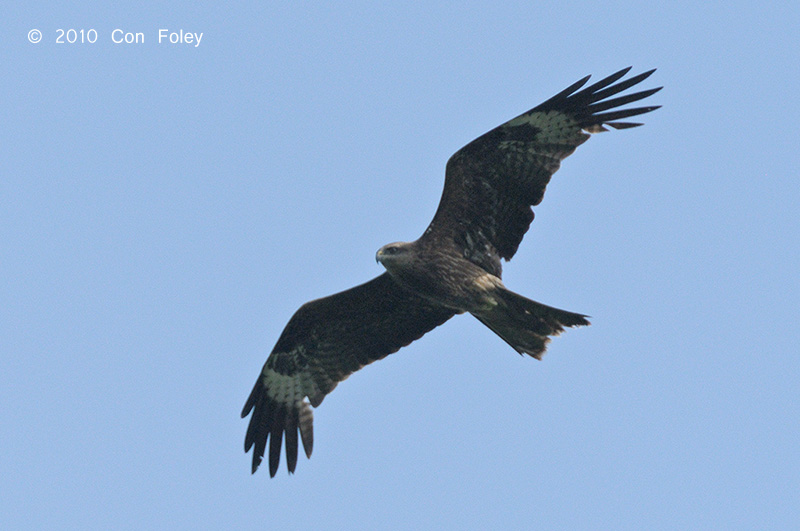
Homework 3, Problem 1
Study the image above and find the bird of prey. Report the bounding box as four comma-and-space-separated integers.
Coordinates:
242, 67, 661, 476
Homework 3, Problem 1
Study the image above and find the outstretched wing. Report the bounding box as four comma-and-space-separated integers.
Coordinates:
241, 273, 454, 476
423, 67, 661, 276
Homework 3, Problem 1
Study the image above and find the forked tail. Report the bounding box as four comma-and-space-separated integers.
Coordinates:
473, 287, 589, 359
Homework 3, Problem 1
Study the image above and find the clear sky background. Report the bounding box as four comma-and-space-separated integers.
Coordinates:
3, 2, 798, 530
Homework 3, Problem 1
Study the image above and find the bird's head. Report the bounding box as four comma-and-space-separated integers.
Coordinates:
375, 241, 414, 271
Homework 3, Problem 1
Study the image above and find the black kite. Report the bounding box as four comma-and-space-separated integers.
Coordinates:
242, 67, 661, 476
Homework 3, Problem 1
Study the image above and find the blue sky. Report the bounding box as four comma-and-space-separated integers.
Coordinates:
3, 2, 798, 529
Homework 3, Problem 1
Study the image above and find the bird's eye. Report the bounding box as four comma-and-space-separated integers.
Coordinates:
386, 247, 397, 254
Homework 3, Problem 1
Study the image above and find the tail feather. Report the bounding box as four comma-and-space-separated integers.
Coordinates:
474, 288, 589, 359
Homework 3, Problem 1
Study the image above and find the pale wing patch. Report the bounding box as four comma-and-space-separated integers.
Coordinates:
504, 110, 587, 144
260, 349, 327, 408
261, 367, 308, 405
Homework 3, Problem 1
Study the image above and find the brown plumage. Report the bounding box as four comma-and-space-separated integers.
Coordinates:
242, 67, 661, 476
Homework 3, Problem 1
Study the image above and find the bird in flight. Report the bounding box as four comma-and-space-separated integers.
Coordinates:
242, 67, 661, 476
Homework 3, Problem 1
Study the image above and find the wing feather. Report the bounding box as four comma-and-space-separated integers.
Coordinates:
283, 408, 299, 473
242, 273, 454, 476
587, 69, 657, 103
423, 68, 661, 275
587, 87, 662, 114
569, 66, 634, 100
